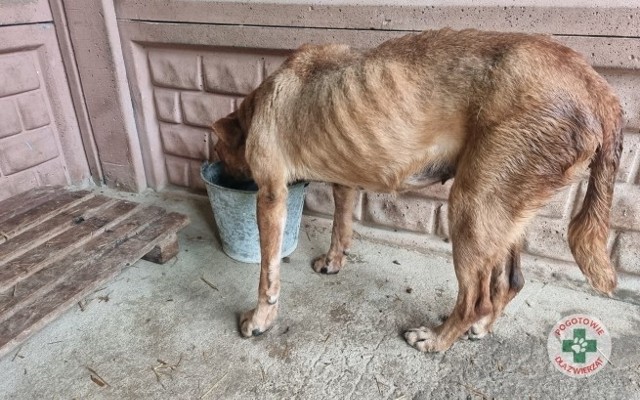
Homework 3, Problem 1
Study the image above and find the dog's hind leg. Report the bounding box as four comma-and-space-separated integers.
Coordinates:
464, 239, 525, 340
405, 97, 598, 352
239, 181, 288, 337
404, 181, 527, 352
312, 184, 357, 274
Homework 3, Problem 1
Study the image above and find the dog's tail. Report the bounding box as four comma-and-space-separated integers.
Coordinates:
567, 101, 623, 296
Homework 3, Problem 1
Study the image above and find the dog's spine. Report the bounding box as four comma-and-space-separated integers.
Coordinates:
567, 98, 624, 296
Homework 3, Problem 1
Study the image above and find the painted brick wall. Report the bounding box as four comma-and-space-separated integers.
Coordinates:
0, 51, 70, 201
147, 48, 287, 190
144, 47, 640, 277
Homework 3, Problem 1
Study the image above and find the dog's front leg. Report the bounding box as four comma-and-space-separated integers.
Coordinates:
240, 183, 287, 337
312, 184, 357, 274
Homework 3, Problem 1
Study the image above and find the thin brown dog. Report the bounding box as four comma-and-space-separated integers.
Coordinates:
212, 28, 623, 352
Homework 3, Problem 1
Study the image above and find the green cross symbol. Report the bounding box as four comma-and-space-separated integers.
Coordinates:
562, 328, 597, 363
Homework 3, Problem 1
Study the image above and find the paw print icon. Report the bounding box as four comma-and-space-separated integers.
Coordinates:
562, 328, 597, 363
571, 337, 589, 354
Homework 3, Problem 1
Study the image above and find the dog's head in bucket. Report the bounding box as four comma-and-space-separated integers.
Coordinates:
212, 103, 253, 184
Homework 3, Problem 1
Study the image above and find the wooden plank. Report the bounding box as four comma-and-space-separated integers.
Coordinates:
0, 211, 189, 359
0, 200, 141, 292
0, 205, 167, 320
142, 233, 179, 264
0, 186, 63, 226
0, 190, 94, 239
0, 195, 115, 267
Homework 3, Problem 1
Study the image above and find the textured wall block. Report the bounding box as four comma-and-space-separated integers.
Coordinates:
165, 155, 190, 187
526, 215, 617, 263
101, 161, 140, 190
233, 97, 245, 111
617, 132, 640, 183
0, 185, 10, 202
159, 122, 209, 160
0, 127, 59, 175
435, 203, 449, 238
303, 182, 362, 220
525, 216, 574, 262
164, 157, 206, 190
538, 184, 577, 219
189, 159, 206, 190
611, 183, 640, 230
303, 182, 333, 216
613, 231, 640, 276
0, 99, 21, 138
363, 192, 437, 234
0, 52, 39, 97
34, 159, 68, 187
409, 180, 453, 201
149, 50, 202, 90
181, 92, 234, 128
570, 180, 589, 218
208, 131, 220, 162
154, 88, 181, 123
16, 90, 50, 130
263, 54, 288, 79
203, 53, 262, 95
600, 70, 640, 129
0, 169, 39, 202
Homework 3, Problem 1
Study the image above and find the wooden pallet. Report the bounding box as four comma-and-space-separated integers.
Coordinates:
0, 186, 190, 359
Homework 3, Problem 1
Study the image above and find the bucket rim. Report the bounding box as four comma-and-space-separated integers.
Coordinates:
200, 161, 308, 194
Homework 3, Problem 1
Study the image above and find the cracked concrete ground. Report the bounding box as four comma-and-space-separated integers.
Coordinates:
0, 188, 639, 399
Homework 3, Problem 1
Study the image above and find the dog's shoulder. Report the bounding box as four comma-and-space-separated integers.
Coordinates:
281, 42, 358, 81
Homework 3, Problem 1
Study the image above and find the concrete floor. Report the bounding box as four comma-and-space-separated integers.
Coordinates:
1, 188, 639, 399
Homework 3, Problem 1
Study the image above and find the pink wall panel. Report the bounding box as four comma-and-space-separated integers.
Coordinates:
116, 5, 640, 276
0, 27, 91, 202
142, 48, 286, 190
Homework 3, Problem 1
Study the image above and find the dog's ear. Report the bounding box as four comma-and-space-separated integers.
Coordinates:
212, 113, 243, 148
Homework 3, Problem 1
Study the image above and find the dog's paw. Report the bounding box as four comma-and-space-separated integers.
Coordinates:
239, 305, 278, 337
404, 327, 446, 352
312, 254, 344, 274
461, 316, 491, 341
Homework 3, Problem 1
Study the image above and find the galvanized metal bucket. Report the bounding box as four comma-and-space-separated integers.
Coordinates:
200, 162, 307, 263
